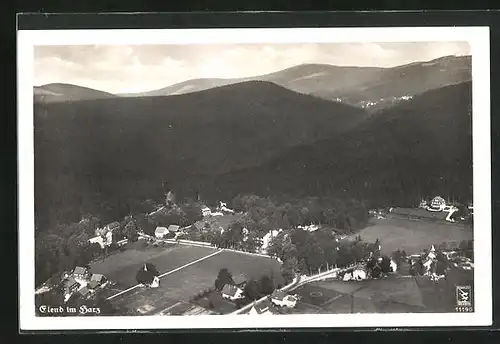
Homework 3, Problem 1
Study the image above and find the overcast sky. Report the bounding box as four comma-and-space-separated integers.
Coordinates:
34, 42, 470, 94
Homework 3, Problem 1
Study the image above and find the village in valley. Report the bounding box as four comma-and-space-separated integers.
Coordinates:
35, 190, 474, 316
32, 46, 476, 318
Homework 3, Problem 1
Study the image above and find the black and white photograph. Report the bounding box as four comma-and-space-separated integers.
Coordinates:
18, 27, 492, 330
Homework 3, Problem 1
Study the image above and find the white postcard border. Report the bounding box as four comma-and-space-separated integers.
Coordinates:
18, 26, 492, 330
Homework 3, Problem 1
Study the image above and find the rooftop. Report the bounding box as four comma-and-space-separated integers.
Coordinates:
155, 226, 168, 234
79, 286, 91, 296
106, 221, 120, 229
73, 266, 88, 275
64, 277, 78, 287
168, 225, 180, 232
222, 284, 241, 297
271, 290, 286, 301
90, 273, 105, 282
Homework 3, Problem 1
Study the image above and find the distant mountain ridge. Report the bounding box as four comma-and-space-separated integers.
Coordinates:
120, 55, 471, 111
34, 83, 117, 103
34, 55, 471, 112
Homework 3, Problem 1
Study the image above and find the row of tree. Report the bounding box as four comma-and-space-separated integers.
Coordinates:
231, 194, 369, 235
268, 230, 381, 283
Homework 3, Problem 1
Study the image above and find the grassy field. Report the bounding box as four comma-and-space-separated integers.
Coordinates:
390, 207, 449, 221
415, 266, 474, 313
295, 276, 425, 313
107, 247, 284, 314
131, 250, 284, 301
352, 217, 473, 255
293, 264, 474, 314
90, 241, 217, 289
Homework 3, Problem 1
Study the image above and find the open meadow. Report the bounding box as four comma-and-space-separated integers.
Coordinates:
89, 241, 217, 289
294, 274, 453, 314
352, 217, 473, 255
106, 246, 284, 314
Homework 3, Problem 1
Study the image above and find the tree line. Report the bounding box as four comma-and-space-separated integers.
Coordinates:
192, 194, 369, 253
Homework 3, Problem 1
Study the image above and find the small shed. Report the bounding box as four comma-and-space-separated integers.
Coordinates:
168, 225, 180, 232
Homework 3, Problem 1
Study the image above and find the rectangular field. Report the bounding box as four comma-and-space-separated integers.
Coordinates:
90, 242, 217, 288
109, 249, 284, 313
353, 217, 473, 255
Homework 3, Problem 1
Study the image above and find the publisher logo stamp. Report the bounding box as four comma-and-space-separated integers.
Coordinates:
456, 285, 472, 307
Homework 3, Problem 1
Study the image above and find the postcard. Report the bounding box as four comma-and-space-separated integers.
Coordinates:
17, 25, 492, 330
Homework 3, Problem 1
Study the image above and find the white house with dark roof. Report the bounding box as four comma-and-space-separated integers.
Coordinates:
88, 235, 106, 249
352, 265, 368, 280
150, 276, 160, 288
270, 291, 298, 308
221, 284, 244, 301
88, 273, 107, 289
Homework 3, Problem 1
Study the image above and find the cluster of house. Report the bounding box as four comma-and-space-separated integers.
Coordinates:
409, 245, 473, 280
219, 273, 299, 314
154, 224, 181, 239
88, 221, 120, 249
340, 256, 398, 282
247, 291, 300, 315
369, 209, 387, 219
202, 201, 236, 218
408, 245, 445, 281
62, 266, 108, 302
446, 253, 474, 271
151, 201, 238, 240
297, 224, 320, 232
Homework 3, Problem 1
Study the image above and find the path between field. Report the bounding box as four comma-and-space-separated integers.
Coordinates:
106, 249, 223, 301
